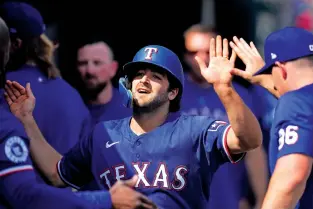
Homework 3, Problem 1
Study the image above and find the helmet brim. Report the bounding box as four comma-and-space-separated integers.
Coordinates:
123, 61, 183, 92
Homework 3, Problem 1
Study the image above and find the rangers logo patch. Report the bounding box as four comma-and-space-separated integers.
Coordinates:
5, 136, 28, 163
208, 121, 227, 132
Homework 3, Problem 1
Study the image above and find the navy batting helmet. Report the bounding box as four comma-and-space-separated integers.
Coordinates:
119, 45, 184, 108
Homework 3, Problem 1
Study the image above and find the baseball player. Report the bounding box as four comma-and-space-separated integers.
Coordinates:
0, 15, 156, 209
0, 2, 94, 184
5, 36, 262, 208
230, 27, 313, 209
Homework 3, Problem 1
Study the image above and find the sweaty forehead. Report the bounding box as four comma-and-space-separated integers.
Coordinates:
77, 42, 112, 60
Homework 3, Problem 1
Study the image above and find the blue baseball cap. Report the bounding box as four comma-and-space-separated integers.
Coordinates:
255, 26, 313, 75
0, 2, 45, 39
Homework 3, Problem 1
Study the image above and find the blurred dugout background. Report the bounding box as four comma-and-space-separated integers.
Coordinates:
5, 0, 313, 89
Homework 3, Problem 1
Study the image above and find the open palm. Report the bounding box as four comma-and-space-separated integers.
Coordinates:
229, 37, 279, 98
195, 35, 237, 86
4, 80, 36, 121
229, 36, 265, 82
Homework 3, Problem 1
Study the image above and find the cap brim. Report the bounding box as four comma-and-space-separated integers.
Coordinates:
254, 63, 273, 76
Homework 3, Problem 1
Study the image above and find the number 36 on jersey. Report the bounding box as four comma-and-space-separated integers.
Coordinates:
278, 125, 299, 150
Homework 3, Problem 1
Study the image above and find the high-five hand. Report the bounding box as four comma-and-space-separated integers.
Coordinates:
229, 37, 279, 98
195, 35, 237, 88
229, 36, 265, 79
4, 80, 36, 122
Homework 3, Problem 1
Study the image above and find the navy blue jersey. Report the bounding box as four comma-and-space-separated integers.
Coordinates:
269, 84, 313, 209
58, 113, 245, 208
7, 65, 92, 183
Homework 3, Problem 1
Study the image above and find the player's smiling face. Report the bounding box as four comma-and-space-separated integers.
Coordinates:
131, 68, 173, 110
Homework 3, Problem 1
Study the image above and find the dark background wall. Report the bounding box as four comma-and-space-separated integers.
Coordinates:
2, 0, 257, 88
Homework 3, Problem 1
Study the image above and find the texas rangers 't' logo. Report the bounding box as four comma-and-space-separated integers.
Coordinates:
144, 47, 158, 60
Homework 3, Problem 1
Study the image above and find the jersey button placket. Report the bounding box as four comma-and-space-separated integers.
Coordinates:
133, 138, 141, 160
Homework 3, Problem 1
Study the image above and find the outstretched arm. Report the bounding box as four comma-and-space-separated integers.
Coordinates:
195, 35, 262, 154
4, 80, 67, 187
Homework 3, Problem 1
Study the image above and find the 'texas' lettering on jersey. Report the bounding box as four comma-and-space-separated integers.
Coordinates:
100, 162, 188, 191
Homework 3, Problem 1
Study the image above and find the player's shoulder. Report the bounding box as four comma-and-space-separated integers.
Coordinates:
97, 117, 130, 132
175, 114, 218, 130
276, 84, 313, 120
178, 114, 215, 122
280, 84, 313, 107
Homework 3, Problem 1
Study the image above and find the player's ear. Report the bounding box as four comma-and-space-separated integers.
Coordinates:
281, 67, 287, 80
168, 88, 179, 101
275, 61, 287, 80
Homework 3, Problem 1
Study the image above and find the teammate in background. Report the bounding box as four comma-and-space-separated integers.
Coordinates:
230, 27, 313, 209
76, 37, 131, 125
5, 36, 262, 208
0, 2, 92, 184
75, 38, 132, 190
0, 15, 155, 209
182, 24, 269, 209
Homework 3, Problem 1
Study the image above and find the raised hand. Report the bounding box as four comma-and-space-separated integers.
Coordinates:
4, 80, 36, 121
195, 35, 237, 88
229, 36, 265, 81
229, 37, 279, 98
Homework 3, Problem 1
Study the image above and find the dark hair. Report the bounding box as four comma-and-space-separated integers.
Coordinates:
75, 34, 115, 58
6, 34, 60, 78
167, 74, 182, 112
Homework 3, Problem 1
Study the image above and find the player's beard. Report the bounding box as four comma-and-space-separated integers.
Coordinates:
84, 81, 108, 101
132, 91, 169, 115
